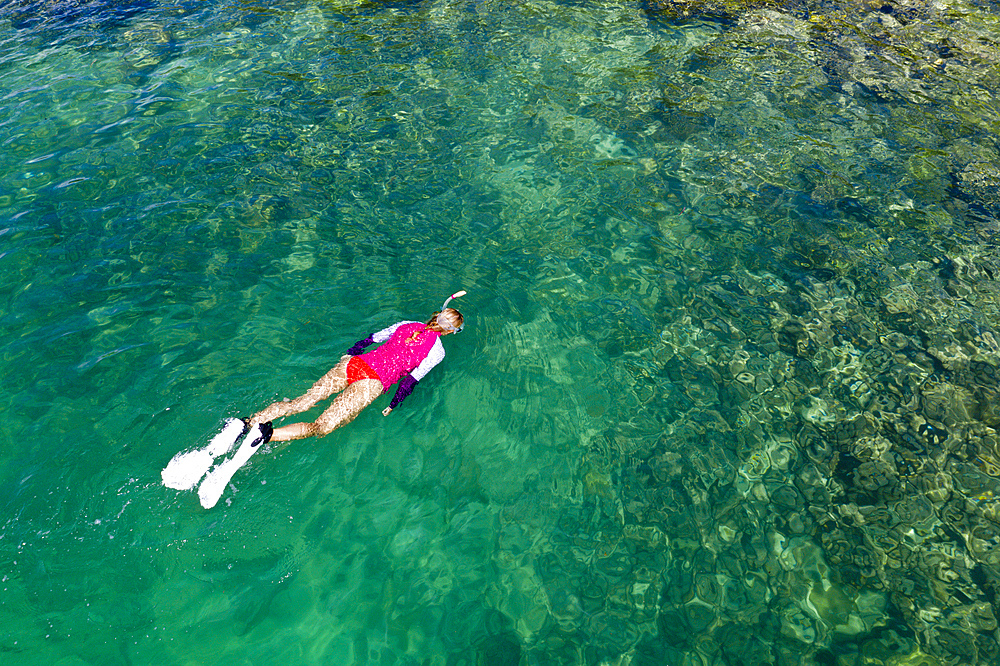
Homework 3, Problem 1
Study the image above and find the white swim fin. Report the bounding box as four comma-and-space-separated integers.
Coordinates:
161, 418, 247, 490
198, 422, 273, 509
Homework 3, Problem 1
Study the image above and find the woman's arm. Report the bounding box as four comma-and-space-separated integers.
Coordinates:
382, 339, 445, 415
347, 320, 414, 354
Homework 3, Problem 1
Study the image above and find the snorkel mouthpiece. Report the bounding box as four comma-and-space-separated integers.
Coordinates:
437, 290, 466, 333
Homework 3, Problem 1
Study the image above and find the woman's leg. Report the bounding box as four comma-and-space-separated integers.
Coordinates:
270, 378, 383, 441
250, 356, 351, 426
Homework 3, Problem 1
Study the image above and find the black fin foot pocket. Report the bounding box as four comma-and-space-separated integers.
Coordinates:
254, 421, 274, 447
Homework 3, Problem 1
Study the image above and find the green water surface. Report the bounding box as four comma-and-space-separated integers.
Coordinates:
4, 0, 1000, 664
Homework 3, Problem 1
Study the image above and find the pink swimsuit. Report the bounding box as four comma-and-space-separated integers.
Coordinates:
359, 321, 444, 391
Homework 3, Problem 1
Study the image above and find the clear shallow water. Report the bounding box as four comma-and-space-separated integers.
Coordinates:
3, 0, 1000, 664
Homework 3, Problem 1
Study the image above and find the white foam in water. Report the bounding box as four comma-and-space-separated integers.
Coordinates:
161, 418, 245, 491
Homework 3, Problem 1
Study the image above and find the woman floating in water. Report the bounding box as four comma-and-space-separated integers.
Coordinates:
162, 291, 466, 508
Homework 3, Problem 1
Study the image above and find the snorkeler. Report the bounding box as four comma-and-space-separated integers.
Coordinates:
251, 291, 466, 440
162, 291, 466, 508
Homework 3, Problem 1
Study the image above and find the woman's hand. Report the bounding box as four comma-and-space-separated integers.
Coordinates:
382, 407, 393, 416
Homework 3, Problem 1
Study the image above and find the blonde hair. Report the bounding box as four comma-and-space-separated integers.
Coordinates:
425, 308, 463, 333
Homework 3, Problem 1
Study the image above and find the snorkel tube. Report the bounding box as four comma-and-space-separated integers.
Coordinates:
437, 290, 467, 332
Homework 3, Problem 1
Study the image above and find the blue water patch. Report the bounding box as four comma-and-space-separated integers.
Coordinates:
2, 0, 160, 30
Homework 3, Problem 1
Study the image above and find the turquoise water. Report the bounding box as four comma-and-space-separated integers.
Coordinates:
4, 0, 1000, 664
